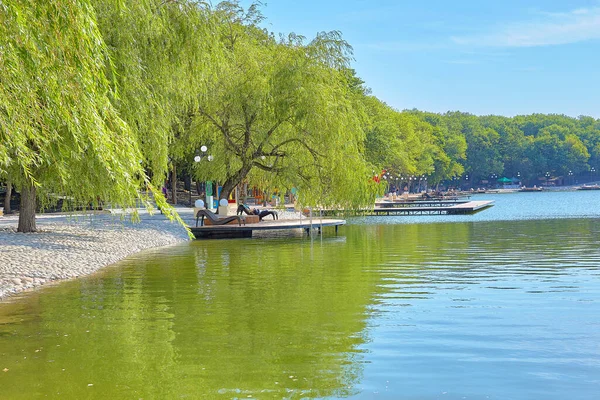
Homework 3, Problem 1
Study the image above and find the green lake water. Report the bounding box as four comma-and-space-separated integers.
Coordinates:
1, 191, 600, 399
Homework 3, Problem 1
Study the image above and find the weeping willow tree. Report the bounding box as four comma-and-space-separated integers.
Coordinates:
0, 0, 214, 232
92, 0, 218, 186
0, 0, 151, 232
179, 2, 382, 209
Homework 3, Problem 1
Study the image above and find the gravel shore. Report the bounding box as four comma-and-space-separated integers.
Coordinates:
0, 206, 305, 300
0, 210, 191, 300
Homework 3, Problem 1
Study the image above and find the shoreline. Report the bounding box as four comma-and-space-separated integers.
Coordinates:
0, 210, 191, 301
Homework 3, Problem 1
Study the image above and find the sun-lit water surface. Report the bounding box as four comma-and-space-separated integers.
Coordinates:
1, 192, 599, 399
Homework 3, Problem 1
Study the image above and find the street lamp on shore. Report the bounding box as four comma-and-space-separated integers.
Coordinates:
193, 145, 213, 207
194, 145, 208, 163
568, 170, 573, 185
191, 146, 210, 205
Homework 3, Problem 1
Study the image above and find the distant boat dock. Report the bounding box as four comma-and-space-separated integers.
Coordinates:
324, 199, 494, 216
577, 184, 600, 190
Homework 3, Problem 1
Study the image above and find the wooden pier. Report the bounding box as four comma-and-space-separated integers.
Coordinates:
375, 199, 472, 208
189, 218, 346, 239
372, 200, 493, 215
324, 200, 494, 217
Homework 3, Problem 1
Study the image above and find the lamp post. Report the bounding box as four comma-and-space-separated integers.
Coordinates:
490, 173, 497, 188
191, 146, 208, 205
193, 145, 214, 208
194, 145, 207, 163
568, 170, 573, 186
591, 167, 596, 182
545, 172, 550, 186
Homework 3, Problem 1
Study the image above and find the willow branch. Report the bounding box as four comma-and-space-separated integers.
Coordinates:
253, 161, 285, 173
270, 137, 322, 159
254, 117, 290, 157
197, 106, 242, 154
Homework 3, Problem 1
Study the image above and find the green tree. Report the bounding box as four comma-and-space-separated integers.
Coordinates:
363, 97, 422, 175
407, 110, 466, 185
94, 0, 217, 204
182, 5, 380, 208
562, 134, 590, 174
481, 115, 528, 179
0, 0, 153, 232
444, 112, 502, 184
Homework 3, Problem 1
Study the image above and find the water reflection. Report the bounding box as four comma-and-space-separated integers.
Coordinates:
0, 218, 599, 399
0, 236, 378, 399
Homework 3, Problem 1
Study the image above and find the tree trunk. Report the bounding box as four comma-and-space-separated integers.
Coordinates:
219, 164, 253, 201
220, 180, 235, 200
17, 182, 37, 233
4, 181, 12, 214
183, 173, 191, 192
171, 164, 177, 205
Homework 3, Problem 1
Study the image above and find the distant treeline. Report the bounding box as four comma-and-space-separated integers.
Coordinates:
362, 92, 599, 185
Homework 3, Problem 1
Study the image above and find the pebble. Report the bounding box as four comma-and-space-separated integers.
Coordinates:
0, 212, 190, 300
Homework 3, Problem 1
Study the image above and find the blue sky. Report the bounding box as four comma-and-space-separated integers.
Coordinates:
250, 0, 600, 117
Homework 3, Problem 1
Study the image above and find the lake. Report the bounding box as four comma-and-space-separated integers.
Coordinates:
1, 191, 599, 399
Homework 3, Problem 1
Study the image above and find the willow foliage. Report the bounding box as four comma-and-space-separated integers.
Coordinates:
0, 0, 145, 210
182, 5, 382, 209
92, 0, 219, 183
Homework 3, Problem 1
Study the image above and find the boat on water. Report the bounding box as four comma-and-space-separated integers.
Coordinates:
519, 187, 543, 192
577, 184, 600, 190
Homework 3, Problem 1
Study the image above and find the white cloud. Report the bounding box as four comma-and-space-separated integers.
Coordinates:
451, 7, 600, 47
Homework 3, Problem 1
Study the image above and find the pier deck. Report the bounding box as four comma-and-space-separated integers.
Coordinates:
323, 200, 494, 216
375, 199, 470, 208
189, 218, 346, 239
371, 200, 494, 215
